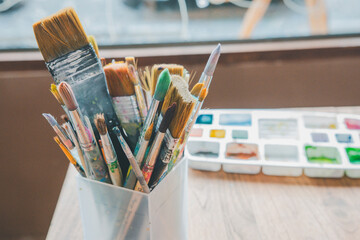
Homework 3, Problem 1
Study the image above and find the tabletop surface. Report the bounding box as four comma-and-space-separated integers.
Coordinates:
47, 107, 360, 240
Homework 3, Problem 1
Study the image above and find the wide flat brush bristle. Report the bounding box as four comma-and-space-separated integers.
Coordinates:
104, 63, 135, 97
161, 75, 196, 138
88, 35, 99, 57
58, 82, 78, 111
94, 114, 107, 135
190, 83, 204, 97
50, 84, 64, 105
125, 57, 136, 68
159, 103, 177, 133
150, 64, 184, 95
145, 123, 153, 141
33, 7, 89, 62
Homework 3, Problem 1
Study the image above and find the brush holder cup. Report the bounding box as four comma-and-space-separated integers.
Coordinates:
76, 158, 188, 240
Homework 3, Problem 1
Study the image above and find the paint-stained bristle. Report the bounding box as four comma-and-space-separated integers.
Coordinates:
50, 84, 64, 105
190, 83, 204, 97
125, 57, 136, 68
94, 114, 107, 136
150, 64, 184, 95
88, 35, 99, 57
104, 62, 135, 97
58, 82, 79, 111
153, 68, 171, 101
145, 123, 153, 141
127, 64, 139, 85
161, 75, 196, 138
199, 88, 208, 102
159, 103, 177, 133
61, 114, 69, 123
33, 7, 89, 62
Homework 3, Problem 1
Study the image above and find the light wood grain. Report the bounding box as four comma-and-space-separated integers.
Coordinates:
47, 107, 360, 240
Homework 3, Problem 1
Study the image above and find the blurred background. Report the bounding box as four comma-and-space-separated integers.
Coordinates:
1, 0, 360, 239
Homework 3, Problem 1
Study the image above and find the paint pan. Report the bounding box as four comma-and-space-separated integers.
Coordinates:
219, 113, 251, 126
222, 143, 261, 174
259, 119, 298, 139
311, 133, 329, 143
262, 144, 302, 176
303, 115, 337, 129
304, 146, 343, 178
344, 118, 360, 130
187, 141, 221, 171
335, 133, 353, 144
345, 148, 360, 178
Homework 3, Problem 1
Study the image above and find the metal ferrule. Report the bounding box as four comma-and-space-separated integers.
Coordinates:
112, 95, 141, 124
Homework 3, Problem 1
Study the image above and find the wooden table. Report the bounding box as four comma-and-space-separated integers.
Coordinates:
47, 107, 360, 240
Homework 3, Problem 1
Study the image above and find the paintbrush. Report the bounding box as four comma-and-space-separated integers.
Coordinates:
58, 81, 111, 183
54, 136, 86, 177
95, 114, 123, 186
197, 44, 221, 90
50, 84, 70, 116
128, 64, 147, 122
61, 115, 88, 175
167, 88, 209, 174
150, 64, 184, 95
139, 66, 152, 109
134, 103, 176, 192
88, 35, 99, 58
104, 62, 142, 149
113, 127, 150, 193
124, 68, 171, 189
33, 7, 121, 150
148, 75, 196, 188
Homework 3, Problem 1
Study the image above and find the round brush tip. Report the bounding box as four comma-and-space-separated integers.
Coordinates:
154, 68, 171, 101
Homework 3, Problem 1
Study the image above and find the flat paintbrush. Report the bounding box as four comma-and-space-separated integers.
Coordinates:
58, 81, 111, 183
124, 68, 171, 189
150, 64, 184, 96
149, 75, 196, 189
104, 62, 142, 149
95, 114, 123, 186
134, 103, 176, 192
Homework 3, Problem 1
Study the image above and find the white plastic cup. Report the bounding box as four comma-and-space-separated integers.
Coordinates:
76, 158, 188, 240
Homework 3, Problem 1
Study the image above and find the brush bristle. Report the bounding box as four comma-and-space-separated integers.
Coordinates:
150, 64, 184, 95
145, 123, 153, 141
190, 83, 204, 97
199, 88, 208, 102
139, 66, 151, 91
204, 43, 221, 76
161, 75, 196, 138
61, 114, 69, 123
88, 35, 99, 57
125, 57, 136, 68
104, 62, 135, 97
33, 7, 89, 62
94, 113, 107, 135
153, 68, 171, 101
50, 84, 64, 105
42, 113, 58, 126
127, 64, 139, 85
58, 82, 78, 111
159, 103, 177, 133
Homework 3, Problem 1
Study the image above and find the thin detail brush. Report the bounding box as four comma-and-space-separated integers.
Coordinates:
128, 64, 147, 122
58, 82, 110, 183
198, 44, 221, 90
134, 103, 176, 192
54, 136, 86, 177
95, 114, 123, 186
113, 127, 150, 193
124, 68, 171, 189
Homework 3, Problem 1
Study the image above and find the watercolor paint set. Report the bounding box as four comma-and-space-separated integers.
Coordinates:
185, 109, 360, 178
